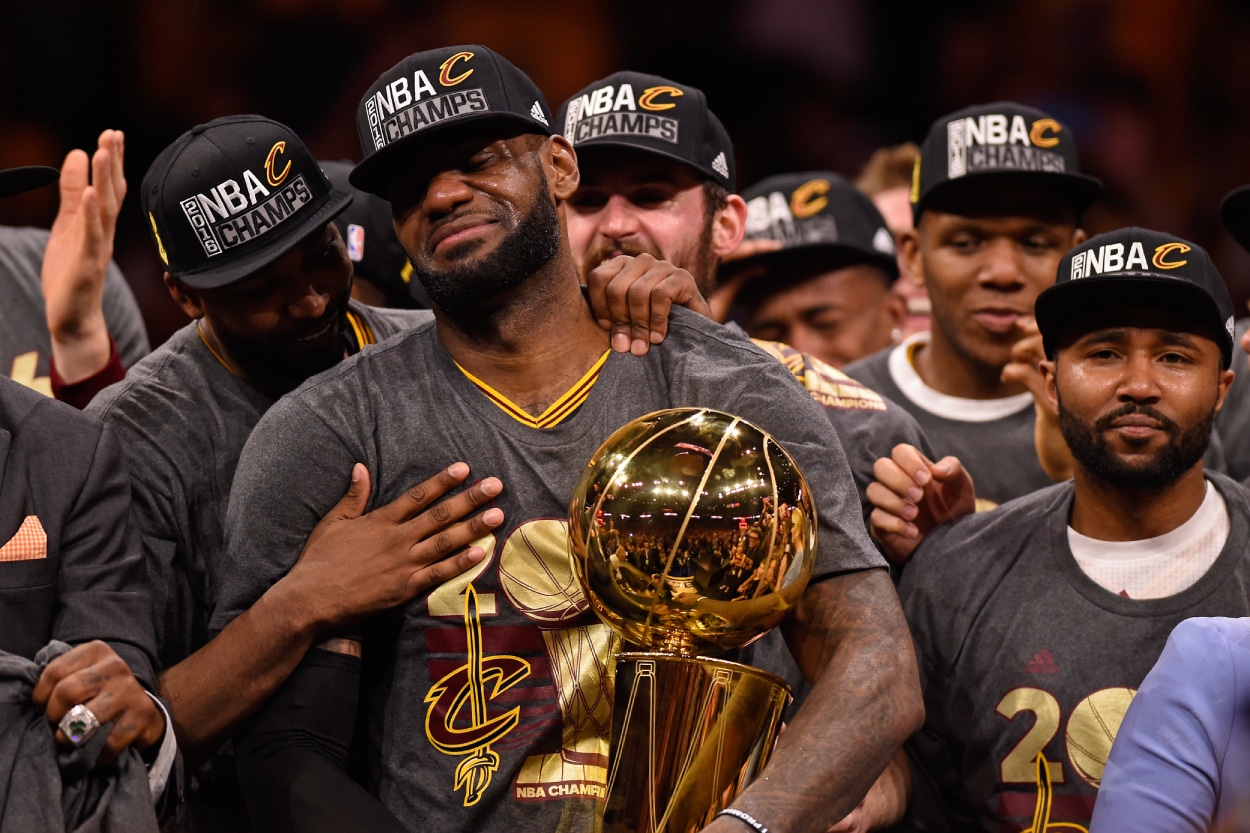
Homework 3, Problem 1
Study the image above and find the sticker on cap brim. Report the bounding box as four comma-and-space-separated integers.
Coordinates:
946, 113, 1067, 180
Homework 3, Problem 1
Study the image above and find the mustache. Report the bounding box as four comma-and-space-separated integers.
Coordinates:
1093, 403, 1180, 435
584, 239, 662, 271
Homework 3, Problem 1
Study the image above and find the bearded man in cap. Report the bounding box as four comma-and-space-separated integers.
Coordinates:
89, 114, 692, 827
864, 228, 1250, 831
557, 74, 932, 520
214, 46, 921, 833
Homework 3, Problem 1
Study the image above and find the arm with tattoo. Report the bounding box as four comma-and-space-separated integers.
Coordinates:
706, 569, 922, 833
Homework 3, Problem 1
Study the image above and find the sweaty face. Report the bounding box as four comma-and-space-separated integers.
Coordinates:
914, 181, 1078, 373
390, 131, 562, 318
201, 222, 353, 388
745, 264, 898, 368
1053, 308, 1225, 491
566, 148, 716, 295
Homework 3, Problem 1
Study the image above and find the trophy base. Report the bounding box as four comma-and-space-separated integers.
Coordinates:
602, 652, 790, 833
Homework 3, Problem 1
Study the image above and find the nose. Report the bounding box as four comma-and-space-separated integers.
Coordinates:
422, 169, 474, 217
1116, 351, 1162, 403
288, 280, 331, 320
597, 193, 642, 242
977, 238, 1026, 291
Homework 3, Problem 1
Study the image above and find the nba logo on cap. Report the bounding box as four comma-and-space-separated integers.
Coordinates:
347, 223, 366, 262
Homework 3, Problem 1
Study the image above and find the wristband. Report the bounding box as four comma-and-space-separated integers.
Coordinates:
717, 808, 770, 833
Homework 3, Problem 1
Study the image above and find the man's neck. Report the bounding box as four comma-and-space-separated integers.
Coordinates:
1069, 464, 1209, 542
912, 327, 1026, 400
436, 259, 610, 415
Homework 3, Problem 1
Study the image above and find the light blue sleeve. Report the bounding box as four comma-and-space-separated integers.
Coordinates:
1089, 617, 1242, 833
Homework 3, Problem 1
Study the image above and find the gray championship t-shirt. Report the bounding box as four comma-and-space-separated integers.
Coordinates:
214, 307, 884, 833
87, 302, 429, 669
898, 473, 1250, 832
0, 225, 149, 394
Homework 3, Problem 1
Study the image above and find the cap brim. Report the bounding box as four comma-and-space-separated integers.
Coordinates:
0, 166, 59, 199
1220, 185, 1250, 254
915, 170, 1103, 223
572, 141, 721, 185
1035, 275, 1231, 364
350, 113, 550, 198
174, 188, 354, 290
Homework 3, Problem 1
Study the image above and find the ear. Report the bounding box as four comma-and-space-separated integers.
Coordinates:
164, 273, 206, 320
544, 135, 580, 202
899, 227, 925, 289
710, 194, 748, 259
884, 286, 908, 331
1040, 356, 1060, 414
1214, 367, 1237, 415
1070, 227, 1088, 248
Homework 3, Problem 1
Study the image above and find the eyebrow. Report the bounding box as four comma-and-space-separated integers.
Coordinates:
1078, 328, 1202, 349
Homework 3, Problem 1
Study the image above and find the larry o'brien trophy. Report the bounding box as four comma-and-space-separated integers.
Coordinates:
568, 408, 816, 833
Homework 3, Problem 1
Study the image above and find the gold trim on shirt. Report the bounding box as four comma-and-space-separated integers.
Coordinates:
455, 350, 611, 429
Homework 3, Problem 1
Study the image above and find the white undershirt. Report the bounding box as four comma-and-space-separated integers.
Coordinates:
887, 331, 1035, 422
1068, 481, 1229, 599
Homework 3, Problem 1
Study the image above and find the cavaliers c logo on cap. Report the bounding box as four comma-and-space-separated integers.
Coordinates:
1029, 119, 1062, 148
791, 179, 830, 219
439, 51, 475, 87
1152, 242, 1190, 270
265, 142, 292, 187
639, 86, 683, 111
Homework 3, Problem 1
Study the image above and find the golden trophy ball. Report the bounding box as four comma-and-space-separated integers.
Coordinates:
568, 407, 816, 833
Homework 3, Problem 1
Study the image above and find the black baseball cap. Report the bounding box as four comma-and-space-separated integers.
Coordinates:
738, 172, 898, 281
557, 71, 736, 189
141, 115, 352, 289
351, 45, 554, 197
912, 101, 1101, 223
0, 165, 58, 199
1035, 227, 1235, 367
1218, 185, 1250, 254
321, 160, 426, 308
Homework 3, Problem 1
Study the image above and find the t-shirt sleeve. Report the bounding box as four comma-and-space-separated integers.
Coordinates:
723, 362, 886, 579
1089, 617, 1239, 833
211, 394, 364, 631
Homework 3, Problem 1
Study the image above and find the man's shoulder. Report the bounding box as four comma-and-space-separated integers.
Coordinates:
0, 374, 104, 450
352, 302, 435, 342
842, 344, 893, 388
909, 482, 1072, 576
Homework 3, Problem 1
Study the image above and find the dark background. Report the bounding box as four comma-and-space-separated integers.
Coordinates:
4, 0, 1250, 344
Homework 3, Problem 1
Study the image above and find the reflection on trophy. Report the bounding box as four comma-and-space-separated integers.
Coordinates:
569, 408, 816, 833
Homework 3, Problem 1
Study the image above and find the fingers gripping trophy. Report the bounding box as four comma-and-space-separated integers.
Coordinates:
569, 408, 816, 833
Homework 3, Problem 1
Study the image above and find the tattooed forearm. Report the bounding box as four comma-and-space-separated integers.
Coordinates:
712, 569, 922, 833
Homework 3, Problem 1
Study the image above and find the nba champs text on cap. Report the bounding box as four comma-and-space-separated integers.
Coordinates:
140, 115, 352, 289
557, 71, 736, 188
912, 101, 1101, 221
351, 45, 554, 196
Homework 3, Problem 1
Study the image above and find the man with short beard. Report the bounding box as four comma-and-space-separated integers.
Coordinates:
864, 228, 1250, 832
213, 45, 921, 833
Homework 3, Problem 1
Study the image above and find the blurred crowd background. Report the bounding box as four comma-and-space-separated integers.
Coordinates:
4, 0, 1250, 345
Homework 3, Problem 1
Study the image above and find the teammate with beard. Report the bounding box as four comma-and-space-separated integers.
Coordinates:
866, 228, 1250, 832
213, 46, 920, 833
87, 115, 699, 828
557, 72, 933, 521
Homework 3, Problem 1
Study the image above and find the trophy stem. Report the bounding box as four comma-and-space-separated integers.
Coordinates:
603, 653, 789, 833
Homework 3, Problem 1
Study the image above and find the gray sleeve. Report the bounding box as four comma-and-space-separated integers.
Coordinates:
100, 261, 150, 368
211, 395, 364, 631
724, 363, 886, 579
